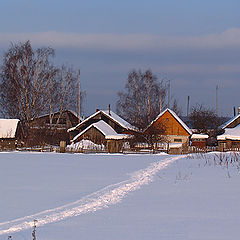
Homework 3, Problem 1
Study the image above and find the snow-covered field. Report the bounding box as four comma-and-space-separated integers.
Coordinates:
0, 152, 239, 240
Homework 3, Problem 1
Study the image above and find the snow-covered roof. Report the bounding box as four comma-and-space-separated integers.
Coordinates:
169, 143, 183, 149
220, 114, 240, 129
69, 110, 136, 132
191, 134, 209, 139
73, 120, 131, 142
31, 110, 80, 121
147, 108, 192, 135
217, 125, 240, 141
0, 119, 20, 138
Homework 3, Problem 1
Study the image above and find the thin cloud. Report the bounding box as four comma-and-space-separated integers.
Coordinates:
0, 28, 240, 51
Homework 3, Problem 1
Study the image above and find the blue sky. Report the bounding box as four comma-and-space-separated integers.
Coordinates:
0, 0, 240, 116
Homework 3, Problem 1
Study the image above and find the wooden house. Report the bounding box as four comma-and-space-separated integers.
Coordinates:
68, 109, 137, 141
217, 111, 240, 151
145, 108, 192, 148
72, 120, 131, 153
0, 119, 24, 150
27, 110, 80, 146
220, 113, 240, 130
217, 124, 240, 151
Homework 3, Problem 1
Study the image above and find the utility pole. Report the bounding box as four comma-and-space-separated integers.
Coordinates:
216, 85, 218, 117
187, 96, 190, 117
168, 80, 170, 108
78, 69, 81, 122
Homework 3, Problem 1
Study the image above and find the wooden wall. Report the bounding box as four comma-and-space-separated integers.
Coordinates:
154, 111, 189, 136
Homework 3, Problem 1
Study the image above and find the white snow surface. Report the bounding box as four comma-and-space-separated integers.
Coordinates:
67, 139, 105, 151
217, 125, 240, 140
0, 119, 20, 138
0, 152, 240, 240
191, 133, 209, 139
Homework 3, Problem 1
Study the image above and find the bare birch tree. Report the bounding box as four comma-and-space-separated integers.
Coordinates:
0, 41, 56, 122
116, 69, 167, 129
0, 41, 84, 125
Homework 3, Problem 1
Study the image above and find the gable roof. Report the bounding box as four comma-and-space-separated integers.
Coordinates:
147, 108, 192, 135
191, 133, 209, 139
220, 114, 240, 129
68, 110, 136, 132
0, 119, 20, 138
30, 110, 80, 121
72, 120, 131, 142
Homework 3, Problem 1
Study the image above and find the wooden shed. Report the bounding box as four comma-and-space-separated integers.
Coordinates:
0, 119, 24, 150
191, 134, 209, 149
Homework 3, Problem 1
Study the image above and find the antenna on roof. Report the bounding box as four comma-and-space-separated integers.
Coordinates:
78, 69, 81, 122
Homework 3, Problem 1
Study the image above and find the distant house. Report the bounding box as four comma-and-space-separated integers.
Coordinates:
145, 108, 192, 147
217, 111, 240, 151
217, 125, 240, 151
0, 119, 24, 149
72, 120, 131, 153
27, 110, 80, 146
220, 113, 240, 130
68, 109, 137, 140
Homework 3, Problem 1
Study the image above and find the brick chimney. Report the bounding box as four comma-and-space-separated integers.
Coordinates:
108, 104, 111, 115
238, 107, 240, 115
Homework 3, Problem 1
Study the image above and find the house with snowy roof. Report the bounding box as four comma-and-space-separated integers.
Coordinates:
0, 119, 24, 149
144, 108, 192, 151
71, 120, 132, 153
220, 112, 240, 130
68, 108, 137, 153
217, 110, 240, 151
68, 108, 137, 138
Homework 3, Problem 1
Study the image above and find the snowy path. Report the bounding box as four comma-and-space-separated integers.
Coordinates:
0, 155, 182, 235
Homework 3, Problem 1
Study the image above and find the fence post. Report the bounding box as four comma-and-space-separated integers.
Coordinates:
60, 141, 66, 153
